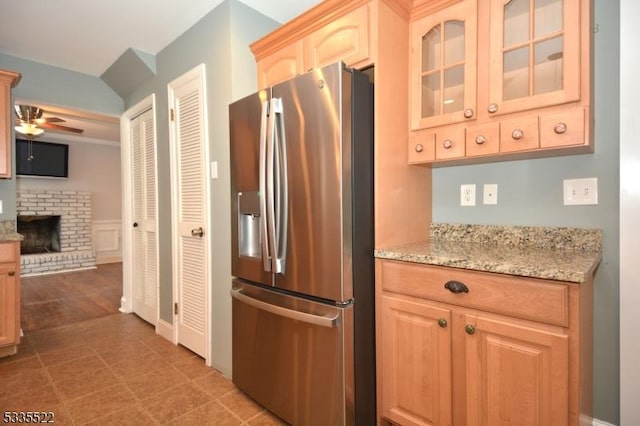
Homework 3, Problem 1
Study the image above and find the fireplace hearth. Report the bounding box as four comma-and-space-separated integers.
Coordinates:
17, 215, 62, 255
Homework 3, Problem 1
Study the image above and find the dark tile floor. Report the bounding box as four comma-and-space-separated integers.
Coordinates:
0, 265, 287, 425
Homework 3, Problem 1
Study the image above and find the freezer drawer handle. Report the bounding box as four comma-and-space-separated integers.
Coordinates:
230, 288, 339, 328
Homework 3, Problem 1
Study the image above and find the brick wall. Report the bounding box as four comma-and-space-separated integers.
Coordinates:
17, 190, 96, 276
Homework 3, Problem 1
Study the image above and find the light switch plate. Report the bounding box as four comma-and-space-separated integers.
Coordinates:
563, 178, 598, 205
211, 161, 218, 179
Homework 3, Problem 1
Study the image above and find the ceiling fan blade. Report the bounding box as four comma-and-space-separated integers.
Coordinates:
39, 122, 84, 134
35, 117, 65, 124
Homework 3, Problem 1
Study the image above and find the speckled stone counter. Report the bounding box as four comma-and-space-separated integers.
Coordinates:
374, 224, 602, 283
0, 220, 23, 242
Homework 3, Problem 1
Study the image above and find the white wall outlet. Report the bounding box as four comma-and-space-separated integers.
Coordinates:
563, 178, 598, 205
483, 184, 498, 205
460, 184, 476, 206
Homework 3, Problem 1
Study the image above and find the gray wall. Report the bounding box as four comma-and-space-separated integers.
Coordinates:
431, 1, 619, 423
123, 0, 279, 375
0, 53, 123, 221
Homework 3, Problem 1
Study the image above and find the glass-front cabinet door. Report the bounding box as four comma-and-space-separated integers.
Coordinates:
488, 0, 580, 116
410, 0, 477, 130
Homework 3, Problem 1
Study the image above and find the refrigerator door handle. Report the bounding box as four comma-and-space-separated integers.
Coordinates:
259, 99, 271, 272
271, 97, 288, 275
230, 288, 339, 328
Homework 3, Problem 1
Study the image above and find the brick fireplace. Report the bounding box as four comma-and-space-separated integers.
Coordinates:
17, 190, 96, 276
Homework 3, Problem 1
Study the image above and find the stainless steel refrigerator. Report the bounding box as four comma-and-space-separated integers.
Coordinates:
229, 61, 375, 426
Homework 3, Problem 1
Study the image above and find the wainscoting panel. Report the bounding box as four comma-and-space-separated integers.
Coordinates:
92, 220, 122, 264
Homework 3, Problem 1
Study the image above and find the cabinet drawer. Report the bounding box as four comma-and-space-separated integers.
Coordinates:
0, 242, 17, 262
408, 130, 435, 164
379, 260, 569, 326
499, 115, 539, 153
435, 127, 465, 160
466, 122, 499, 157
540, 108, 586, 149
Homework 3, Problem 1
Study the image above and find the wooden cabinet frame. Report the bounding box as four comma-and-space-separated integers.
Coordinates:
0, 69, 21, 179
376, 259, 593, 426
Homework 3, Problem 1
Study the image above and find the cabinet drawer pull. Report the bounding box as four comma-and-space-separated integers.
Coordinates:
465, 324, 476, 335
8, 270, 15, 276
438, 318, 448, 328
414, 143, 424, 153
442, 139, 453, 149
464, 108, 474, 119
488, 103, 498, 114
554, 122, 567, 134
511, 129, 524, 140
475, 135, 487, 145
444, 280, 469, 293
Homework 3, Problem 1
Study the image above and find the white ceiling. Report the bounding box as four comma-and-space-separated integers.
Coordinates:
0, 0, 321, 143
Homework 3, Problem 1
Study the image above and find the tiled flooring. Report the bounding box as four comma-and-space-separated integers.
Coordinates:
0, 266, 288, 425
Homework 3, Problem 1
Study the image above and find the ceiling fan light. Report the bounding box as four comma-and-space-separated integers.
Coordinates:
15, 124, 44, 136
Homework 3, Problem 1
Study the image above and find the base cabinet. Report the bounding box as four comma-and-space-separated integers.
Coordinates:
0, 241, 21, 357
376, 259, 592, 426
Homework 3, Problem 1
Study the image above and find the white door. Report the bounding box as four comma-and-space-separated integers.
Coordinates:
121, 96, 159, 326
131, 108, 158, 324
168, 64, 210, 360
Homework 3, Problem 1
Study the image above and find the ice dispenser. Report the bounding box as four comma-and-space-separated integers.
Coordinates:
237, 191, 261, 259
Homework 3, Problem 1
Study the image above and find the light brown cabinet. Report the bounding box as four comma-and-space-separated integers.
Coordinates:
252, 0, 431, 250
376, 259, 592, 425
408, 0, 591, 165
255, 3, 373, 88
0, 241, 21, 358
0, 69, 22, 179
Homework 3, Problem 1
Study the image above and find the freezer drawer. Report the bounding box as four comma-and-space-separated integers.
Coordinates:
231, 280, 354, 425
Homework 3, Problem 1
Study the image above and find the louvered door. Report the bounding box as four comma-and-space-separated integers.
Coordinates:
168, 64, 210, 359
131, 108, 158, 325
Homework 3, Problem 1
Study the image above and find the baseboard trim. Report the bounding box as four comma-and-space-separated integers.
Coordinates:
593, 418, 616, 426
156, 319, 174, 343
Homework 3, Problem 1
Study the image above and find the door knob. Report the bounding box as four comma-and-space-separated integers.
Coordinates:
191, 227, 204, 237
133, 222, 139, 227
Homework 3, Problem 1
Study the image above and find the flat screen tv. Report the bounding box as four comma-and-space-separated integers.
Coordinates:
16, 139, 69, 178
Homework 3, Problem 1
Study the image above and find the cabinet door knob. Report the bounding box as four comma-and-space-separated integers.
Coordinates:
465, 324, 476, 335
488, 103, 499, 114
414, 143, 424, 153
442, 139, 453, 149
191, 227, 204, 237
475, 135, 487, 145
464, 108, 474, 119
133, 222, 139, 228
444, 280, 469, 293
554, 122, 567, 134
511, 129, 524, 140
438, 318, 448, 328
8, 270, 15, 276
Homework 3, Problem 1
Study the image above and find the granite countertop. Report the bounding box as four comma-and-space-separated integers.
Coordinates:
374, 224, 602, 283
0, 220, 23, 242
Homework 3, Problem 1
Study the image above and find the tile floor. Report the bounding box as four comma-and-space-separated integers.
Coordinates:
0, 313, 288, 425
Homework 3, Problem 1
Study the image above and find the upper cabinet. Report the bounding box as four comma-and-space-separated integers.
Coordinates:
408, 0, 591, 165
410, 0, 477, 130
0, 69, 21, 179
254, 3, 373, 88
488, 0, 581, 116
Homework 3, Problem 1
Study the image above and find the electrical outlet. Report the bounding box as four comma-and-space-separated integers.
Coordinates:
563, 178, 598, 205
460, 184, 476, 206
483, 184, 498, 205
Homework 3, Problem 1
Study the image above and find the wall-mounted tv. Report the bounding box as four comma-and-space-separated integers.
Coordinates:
16, 139, 69, 178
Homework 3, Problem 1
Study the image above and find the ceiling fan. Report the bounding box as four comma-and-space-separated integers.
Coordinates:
14, 105, 84, 136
